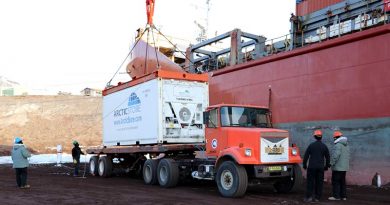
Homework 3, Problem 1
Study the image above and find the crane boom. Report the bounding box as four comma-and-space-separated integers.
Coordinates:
146, 0, 155, 25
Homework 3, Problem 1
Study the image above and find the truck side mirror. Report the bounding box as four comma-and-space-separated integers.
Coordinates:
203, 111, 209, 125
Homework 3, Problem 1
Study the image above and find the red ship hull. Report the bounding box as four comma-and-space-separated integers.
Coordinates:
209, 24, 390, 185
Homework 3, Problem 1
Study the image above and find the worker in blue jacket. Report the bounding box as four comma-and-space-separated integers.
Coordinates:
11, 137, 31, 188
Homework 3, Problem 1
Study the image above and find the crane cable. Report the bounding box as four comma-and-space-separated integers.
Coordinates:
105, 24, 149, 88
143, 25, 162, 73
152, 25, 195, 69
151, 27, 160, 69
144, 27, 150, 74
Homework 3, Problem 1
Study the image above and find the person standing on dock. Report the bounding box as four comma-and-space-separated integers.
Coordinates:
328, 131, 350, 201
302, 130, 330, 202
71, 140, 84, 177
11, 137, 31, 189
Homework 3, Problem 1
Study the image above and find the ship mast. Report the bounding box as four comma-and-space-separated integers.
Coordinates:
194, 0, 211, 43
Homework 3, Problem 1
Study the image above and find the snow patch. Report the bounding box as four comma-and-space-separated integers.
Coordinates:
0, 153, 91, 164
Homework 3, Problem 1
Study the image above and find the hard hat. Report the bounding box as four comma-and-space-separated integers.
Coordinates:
313, 130, 322, 137
333, 131, 343, 138
14, 137, 22, 143
72, 140, 79, 145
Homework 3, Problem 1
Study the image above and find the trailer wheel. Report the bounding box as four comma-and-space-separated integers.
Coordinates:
98, 156, 113, 177
143, 159, 159, 185
157, 158, 179, 188
274, 164, 303, 193
89, 156, 99, 176
216, 161, 248, 198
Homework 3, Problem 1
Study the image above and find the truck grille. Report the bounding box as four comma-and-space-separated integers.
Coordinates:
260, 132, 289, 163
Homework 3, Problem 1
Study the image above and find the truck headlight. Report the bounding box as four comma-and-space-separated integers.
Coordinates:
291, 148, 298, 156
245, 148, 252, 157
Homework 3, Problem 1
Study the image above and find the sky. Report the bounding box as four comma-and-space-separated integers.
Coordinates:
0, 0, 296, 95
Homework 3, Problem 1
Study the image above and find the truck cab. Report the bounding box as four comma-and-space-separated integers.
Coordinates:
201, 104, 303, 197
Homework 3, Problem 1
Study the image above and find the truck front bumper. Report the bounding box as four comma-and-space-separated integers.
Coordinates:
253, 164, 294, 178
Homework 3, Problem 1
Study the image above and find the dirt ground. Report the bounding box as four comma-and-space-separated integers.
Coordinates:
0, 96, 102, 154
0, 164, 389, 205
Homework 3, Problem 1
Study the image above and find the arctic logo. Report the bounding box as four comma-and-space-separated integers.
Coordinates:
128, 93, 141, 106
211, 139, 218, 149
113, 93, 141, 117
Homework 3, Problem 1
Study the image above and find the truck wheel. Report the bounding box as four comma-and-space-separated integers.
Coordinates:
143, 159, 159, 185
98, 156, 113, 177
157, 158, 179, 188
216, 161, 248, 198
274, 164, 303, 193
89, 156, 99, 176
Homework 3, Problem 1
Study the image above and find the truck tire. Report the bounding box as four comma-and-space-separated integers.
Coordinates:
89, 156, 99, 176
98, 156, 113, 177
216, 161, 248, 198
274, 164, 303, 193
157, 158, 179, 188
143, 159, 159, 185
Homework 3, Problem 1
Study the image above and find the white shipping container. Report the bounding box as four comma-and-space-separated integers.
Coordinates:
340, 20, 352, 34
316, 26, 326, 35
311, 36, 320, 42
354, 14, 372, 30
103, 78, 209, 146
330, 24, 339, 37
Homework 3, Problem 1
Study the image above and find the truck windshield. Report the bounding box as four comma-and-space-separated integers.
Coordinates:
220, 106, 271, 128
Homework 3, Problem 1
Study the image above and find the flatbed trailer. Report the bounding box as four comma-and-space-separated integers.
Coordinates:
86, 143, 206, 178
87, 143, 205, 155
